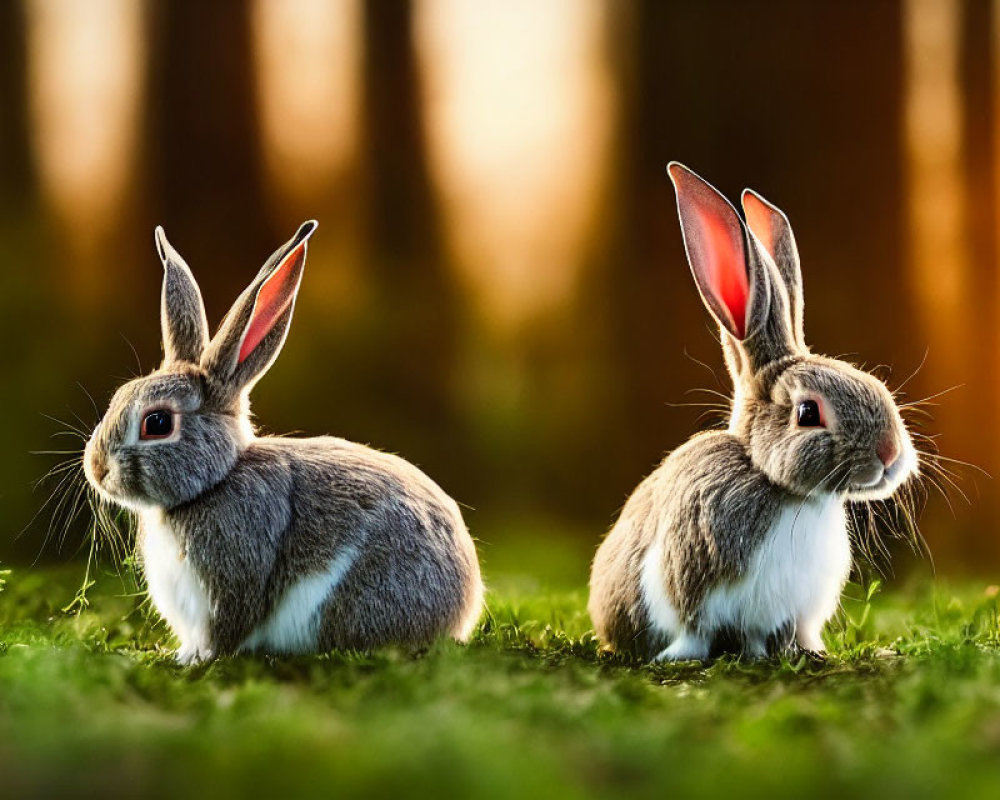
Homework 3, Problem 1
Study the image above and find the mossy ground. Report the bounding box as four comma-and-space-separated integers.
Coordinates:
1, 539, 999, 800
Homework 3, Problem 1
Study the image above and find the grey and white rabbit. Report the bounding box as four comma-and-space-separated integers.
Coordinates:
83, 222, 483, 663
589, 164, 918, 661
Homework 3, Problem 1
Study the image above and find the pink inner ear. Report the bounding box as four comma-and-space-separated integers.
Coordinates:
743, 194, 775, 260
702, 214, 749, 338
237, 243, 306, 364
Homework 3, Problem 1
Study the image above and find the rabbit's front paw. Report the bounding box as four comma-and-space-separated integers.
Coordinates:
176, 642, 214, 666
795, 628, 826, 654
655, 632, 710, 662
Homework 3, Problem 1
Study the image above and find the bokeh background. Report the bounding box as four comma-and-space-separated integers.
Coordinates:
0, 0, 997, 576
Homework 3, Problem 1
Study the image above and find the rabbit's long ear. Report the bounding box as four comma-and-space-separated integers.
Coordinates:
667, 162, 798, 379
156, 226, 209, 364
202, 221, 317, 397
741, 189, 804, 348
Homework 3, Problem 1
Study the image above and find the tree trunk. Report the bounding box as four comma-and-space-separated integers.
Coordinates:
147, 0, 272, 322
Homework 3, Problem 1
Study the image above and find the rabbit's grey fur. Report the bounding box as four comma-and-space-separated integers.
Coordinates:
85, 222, 483, 663
589, 165, 918, 661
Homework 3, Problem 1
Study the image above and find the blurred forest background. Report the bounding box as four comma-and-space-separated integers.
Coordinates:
0, 0, 998, 574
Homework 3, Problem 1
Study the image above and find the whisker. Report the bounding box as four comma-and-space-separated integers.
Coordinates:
76, 381, 101, 423
48, 430, 87, 442
920, 451, 991, 478
900, 384, 963, 408
682, 347, 726, 390
685, 386, 730, 399
891, 348, 929, 398
40, 412, 89, 438
31, 458, 83, 488
119, 333, 144, 376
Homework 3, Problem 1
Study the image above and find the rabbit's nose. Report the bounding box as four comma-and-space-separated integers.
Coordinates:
89, 451, 110, 484
877, 435, 899, 469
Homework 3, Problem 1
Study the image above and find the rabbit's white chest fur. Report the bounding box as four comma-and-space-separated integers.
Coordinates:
643, 493, 851, 659
140, 510, 361, 660
139, 509, 212, 664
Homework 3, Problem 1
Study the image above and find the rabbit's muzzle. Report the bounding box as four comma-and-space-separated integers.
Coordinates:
90, 456, 109, 485
844, 430, 916, 500
877, 433, 900, 470
84, 439, 110, 488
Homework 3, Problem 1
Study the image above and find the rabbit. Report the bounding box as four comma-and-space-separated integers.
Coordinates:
83, 221, 484, 664
589, 163, 919, 662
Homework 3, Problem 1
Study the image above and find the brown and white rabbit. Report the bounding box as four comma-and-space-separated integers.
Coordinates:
589, 163, 918, 661
83, 222, 483, 663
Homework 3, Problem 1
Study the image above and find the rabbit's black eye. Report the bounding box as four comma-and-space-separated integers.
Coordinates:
141, 409, 174, 440
796, 400, 823, 428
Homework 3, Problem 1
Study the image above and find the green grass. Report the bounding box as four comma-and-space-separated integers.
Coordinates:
1, 552, 1000, 800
